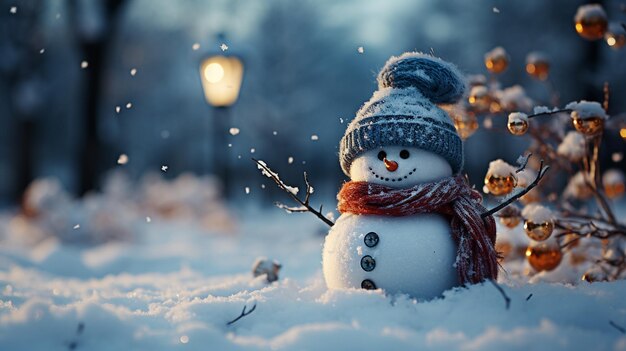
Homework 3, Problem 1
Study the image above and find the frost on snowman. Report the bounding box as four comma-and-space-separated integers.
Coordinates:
255, 53, 543, 299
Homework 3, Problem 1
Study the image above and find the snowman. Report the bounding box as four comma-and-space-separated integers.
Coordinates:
322, 52, 498, 299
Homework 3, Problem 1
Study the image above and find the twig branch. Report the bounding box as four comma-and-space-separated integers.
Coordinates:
482, 159, 550, 218
526, 108, 572, 119
515, 153, 531, 173
488, 279, 511, 310
227, 303, 257, 326
253, 159, 334, 227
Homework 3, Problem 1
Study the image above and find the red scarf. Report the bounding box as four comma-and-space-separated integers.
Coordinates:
337, 174, 498, 285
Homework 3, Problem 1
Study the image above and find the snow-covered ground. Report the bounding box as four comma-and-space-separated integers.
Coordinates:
1, 175, 625, 351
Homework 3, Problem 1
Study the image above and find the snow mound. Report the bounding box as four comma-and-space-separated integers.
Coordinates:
1, 176, 626, 350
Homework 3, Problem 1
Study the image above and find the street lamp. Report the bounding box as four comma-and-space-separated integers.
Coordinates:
199, 55, 244, 107
199, 53, 244, 197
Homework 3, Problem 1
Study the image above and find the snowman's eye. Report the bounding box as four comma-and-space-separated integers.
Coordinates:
377, 151, 387, 161
400, 150, 410, 159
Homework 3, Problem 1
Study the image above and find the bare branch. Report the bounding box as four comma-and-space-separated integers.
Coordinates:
482, 159, 550, 218
526, 108, 572, 119
275, 202, 309, 213
303, 172, 312, 205
227, 303, 257, 326
253, 159, 335, 227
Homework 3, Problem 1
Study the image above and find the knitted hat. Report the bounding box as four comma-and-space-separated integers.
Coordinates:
339, 52, 466, 176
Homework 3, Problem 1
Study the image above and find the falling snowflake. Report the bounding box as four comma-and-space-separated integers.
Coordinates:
39, 49, 45, 54
357, 46, 364, 54
180, 335, 189, 344
229, 127, 240, 136
130, 68, 137, 76
272, 131, 278, 135
73, 224, 80, 230
311, 135, 319, 141
613, 152, 624, 162
245, 187, 250, 194
146, 216, 151, 223
250, 148, 256, 153
220, 43, 229, 51
228, 143, 232, 147
161, 165, 168, 172
117, 154, 129, 165
115, 106, 121, 114
493, 7, 500, 13
161, 130, 170, 139
288, 156, 294, 164
237, 155, 242, 159
192, 43, 200, 51
9, 6, 16, 14
81, 61, 89, 69
126, 102, 132, 109
261, 184, 266, 189
339, 118, 344, 124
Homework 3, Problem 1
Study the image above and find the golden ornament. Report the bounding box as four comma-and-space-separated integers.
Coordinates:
526, 241, 562, 272
606, 23, 626, 48
574, 4, 608, 41
468, 86, 492, 113
500, 216, 521, 229
605, 182, 625, 199
485, 174, 517, 196
452, 111, 479, 140
498, 205, 522, 228
508, 118, 529, 136
572, 116, 604, 136
525, 53, 550, 80
484, 47, 509, 74
603, 169, 625, 199
524, 219, 554, 241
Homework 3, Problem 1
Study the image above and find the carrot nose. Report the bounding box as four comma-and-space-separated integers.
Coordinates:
383, 158, 398, 172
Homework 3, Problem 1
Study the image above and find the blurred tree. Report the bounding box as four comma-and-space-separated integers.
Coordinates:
68, 0, 128, 194
0, 0, 45, 204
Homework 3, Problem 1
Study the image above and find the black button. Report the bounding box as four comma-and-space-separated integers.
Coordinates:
360, 255, 376, 271
364, 232, 379, 247
361, 279, 377, 290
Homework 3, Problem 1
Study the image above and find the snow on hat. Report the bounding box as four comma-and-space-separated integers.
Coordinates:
339, 52, 466, 176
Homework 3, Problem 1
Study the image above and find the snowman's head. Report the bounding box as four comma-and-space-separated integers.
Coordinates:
339, 52, 466, 179
349, 146, 452, 188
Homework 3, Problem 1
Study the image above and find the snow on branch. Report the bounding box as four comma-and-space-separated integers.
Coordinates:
253, 159, 334, 227
482, 156, 550, 219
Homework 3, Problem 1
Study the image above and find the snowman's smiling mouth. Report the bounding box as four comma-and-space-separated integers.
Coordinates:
368, 167, 417, 183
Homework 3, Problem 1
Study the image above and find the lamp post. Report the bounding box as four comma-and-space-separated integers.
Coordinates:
199, 53, 244, 197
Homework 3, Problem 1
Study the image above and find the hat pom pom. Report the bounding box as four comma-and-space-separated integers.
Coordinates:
377, 52, 466, 105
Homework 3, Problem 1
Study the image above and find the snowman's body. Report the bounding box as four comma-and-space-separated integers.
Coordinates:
323, 146, 460, 298
323, 212, 458, 298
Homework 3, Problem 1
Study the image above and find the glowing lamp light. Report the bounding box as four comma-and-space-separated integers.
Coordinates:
199, 55, 244, 107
